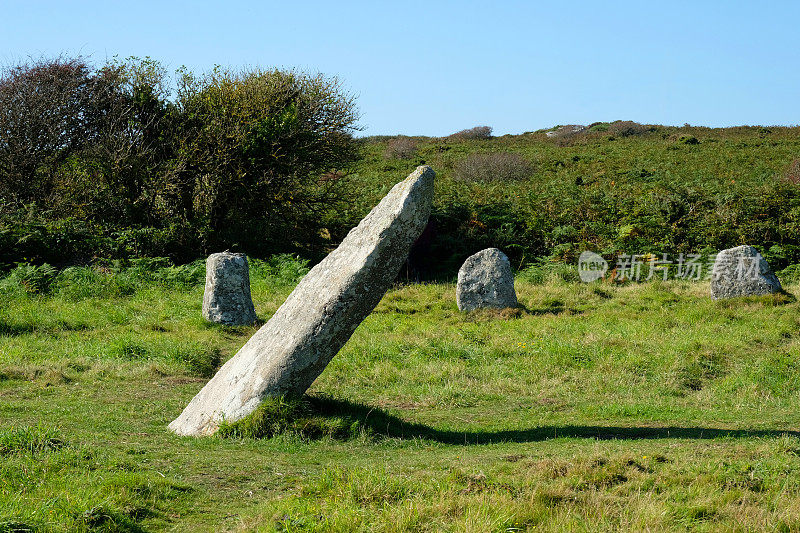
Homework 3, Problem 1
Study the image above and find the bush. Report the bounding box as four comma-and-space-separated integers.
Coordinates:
784, 159, 800, 185
383, 137, 418, 159
608, 120, 650, 137
453, 152, 533, 183
0, 58, 97, 202
588, 122, 610, 132
0, 207, 115, 270
447, 126, 492, 141
6, 263, 59, 294
0, 57, 171, 222
165, 67, 361, 255
250, 254, 309, 286
0, 57, 361, 265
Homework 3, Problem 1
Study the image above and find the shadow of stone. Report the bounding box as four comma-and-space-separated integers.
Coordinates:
517, 302, 582, 316
307, 396, 800, 445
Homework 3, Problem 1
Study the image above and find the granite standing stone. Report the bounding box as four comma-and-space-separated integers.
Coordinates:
202, 252, 258, 325
710, 245, 782, 299
170, 166, 435, 436
456, 248, 518, 311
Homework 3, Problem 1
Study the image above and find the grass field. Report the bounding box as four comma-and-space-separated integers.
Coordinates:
3, 259, 800, 531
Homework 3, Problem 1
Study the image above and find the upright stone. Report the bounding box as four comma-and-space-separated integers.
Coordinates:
170, 166, 435, 436
710, 245, 782, 299
202, 252, 258, 325
457, 248, 518, 311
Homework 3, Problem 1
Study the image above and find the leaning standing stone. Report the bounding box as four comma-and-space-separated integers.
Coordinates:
710, 245, 782, 299
170, 166, 435, 436
456, 248, 518, 311
202, 252, 258, 325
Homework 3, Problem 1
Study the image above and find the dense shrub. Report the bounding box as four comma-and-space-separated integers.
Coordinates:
452, 152, 533, 183
421, 198, 539, 276
6, 55, 800, 284
0, 57, 172, 222
0, 57, 361, 266
169, 68, 360, 253
447, 125, 492, 141
608, 120, 650, 137
0, 58, 98, 202
383, 137, 418, 159
348, 127, 800, 279
587, 122, 610, 132
784, 159, 800, 185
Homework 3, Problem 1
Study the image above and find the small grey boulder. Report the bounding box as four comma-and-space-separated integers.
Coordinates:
710, 245, 782, 299
202, 252, 258, 325
545, 125, 586, 138
457, 248, 518, 311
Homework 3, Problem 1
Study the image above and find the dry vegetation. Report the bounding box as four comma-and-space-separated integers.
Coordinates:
452, 152, 533, 182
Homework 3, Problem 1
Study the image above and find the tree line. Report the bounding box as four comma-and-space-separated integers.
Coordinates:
0, 56, 361, 267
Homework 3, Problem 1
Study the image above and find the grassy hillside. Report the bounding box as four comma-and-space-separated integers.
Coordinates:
352, 125, 800, 278
6, 123, 800, 280
3, 259, 800, 531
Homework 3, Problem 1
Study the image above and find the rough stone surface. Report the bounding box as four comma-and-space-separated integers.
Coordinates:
202, 252, 258, 325
545, 124, 586, 138
710, 245, 782, 299
456, 248, 518, 311
170, 166, 435, 436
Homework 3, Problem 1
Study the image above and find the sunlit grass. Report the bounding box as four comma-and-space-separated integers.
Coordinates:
2, 260, 800, 531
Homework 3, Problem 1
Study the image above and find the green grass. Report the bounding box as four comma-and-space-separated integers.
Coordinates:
352, 126, 800, 277
8, 125, 800, 277
3, 261, 800, 531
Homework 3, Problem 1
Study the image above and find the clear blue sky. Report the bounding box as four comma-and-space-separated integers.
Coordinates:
2, 1, 799, 136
